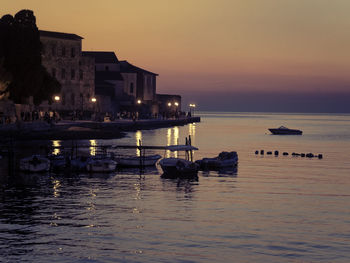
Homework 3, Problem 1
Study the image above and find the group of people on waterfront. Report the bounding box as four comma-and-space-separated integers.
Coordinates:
0, 109, 193, 125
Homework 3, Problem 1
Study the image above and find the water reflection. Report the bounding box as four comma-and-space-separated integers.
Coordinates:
52, 179, 61, 198
135, 130, 142, 156
188, 123, 196, 137
52, 140, 61, 155
165, 127, 180, 158
90, 140, 97, 156
201, 166, 238, 177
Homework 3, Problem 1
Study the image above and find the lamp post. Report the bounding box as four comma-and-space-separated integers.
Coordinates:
136, 99, 142, 120
54, 95, 60, 121
91, 97, 97, 120
174, 102, 179, 119
189, 103, 196, 117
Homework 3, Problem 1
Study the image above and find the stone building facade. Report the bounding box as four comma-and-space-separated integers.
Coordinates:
40, 30, 95, 115
120, 61, 158, 115
82, 51, 129, 115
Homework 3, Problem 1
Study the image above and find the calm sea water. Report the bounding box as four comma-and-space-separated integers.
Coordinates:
1, 112, 350, 263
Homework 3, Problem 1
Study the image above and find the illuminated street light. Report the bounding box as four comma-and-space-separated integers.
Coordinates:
168, 102, 172, 107
189, 103, 196, 117
137, 99, 142, 104
174, 102, 179, 107
91, 97, 97, 103
54, 96, 60, 101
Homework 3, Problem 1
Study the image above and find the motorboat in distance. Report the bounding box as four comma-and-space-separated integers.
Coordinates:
269, 126, 302, 135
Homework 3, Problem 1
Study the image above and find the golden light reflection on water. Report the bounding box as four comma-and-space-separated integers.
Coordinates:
52, 140, 61, 155
136, 130, 142, 156
189, 123, 196, 137
166, 127, 180, 157
52, 179, 61, 198
166, 128, 171, 158
90, 140, 97, 156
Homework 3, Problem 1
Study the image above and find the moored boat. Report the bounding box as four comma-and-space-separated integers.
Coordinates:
20, 155, 50, 173
86, 157, 117, 173
159, 145, 199, 179
268, 126, 302, 135
116, 154, 161, 167
196, 151, 238, 170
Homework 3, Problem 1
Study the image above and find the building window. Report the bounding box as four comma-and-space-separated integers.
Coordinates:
61, 68, 66, 79
62, 46, 66, 57
105, 66, 109, 71
52, 68, 56, 77
52, 45, 56, 56
130, 83, 134, 94
79, 70, 83, 80
71, 69, 75, 80
71, 47, 75, 58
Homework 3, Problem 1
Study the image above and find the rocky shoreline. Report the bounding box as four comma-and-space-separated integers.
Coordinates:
0, 117, 201, 141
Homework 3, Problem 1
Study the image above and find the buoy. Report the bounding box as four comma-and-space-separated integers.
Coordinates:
274, 150, 279, 156
301, 153, 305, 157
283, 152, 288, 156
260, 150, 264, 155
267, 151, 272, 155
255, 150, 259, 155
318, 154, 323, 159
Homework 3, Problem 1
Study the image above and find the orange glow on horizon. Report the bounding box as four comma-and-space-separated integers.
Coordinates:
2, 0, 350, 95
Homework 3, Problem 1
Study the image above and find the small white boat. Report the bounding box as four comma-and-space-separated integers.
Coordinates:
159, 145, 199, 179
196, 151, 238, 170
116, 154, 161, 167
86, 157, 117, 173
20, 155, 50, 173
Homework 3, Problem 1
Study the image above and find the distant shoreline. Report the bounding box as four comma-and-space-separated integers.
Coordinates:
0, 117, 201, 141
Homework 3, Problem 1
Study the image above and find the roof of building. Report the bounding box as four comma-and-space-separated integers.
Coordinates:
120, 60, 158, 76
95, 71, 124, 81
82, 51, 119, 64
39, 30, 83, 40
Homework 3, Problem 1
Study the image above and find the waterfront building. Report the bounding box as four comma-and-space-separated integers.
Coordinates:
119, 61, 158, 116
82, 51, 131, 116
157, 94, 182, 118
40, 30, 95, 117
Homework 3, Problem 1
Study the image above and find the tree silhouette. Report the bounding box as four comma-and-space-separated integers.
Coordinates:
0, 9, 60, 105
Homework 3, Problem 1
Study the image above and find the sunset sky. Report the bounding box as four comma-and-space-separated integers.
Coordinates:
2, 0, 350, 112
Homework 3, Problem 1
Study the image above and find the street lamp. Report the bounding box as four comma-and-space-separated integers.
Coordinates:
91, 97, 97, 103
137, 99, 142, 104
53, 96, 60, 122
189, 103, 196, 117
168, 102, 172, 107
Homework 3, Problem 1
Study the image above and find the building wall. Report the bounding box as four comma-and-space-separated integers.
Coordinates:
40, 36, 95, 112
95, 63, 120, 72
121, 73, 137, 98
143, 73, 156, 101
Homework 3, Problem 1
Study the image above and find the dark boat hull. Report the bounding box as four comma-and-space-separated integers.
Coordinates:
269, 128, 302, 135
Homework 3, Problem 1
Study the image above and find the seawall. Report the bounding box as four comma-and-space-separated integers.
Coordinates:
0, 117, 201, 141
